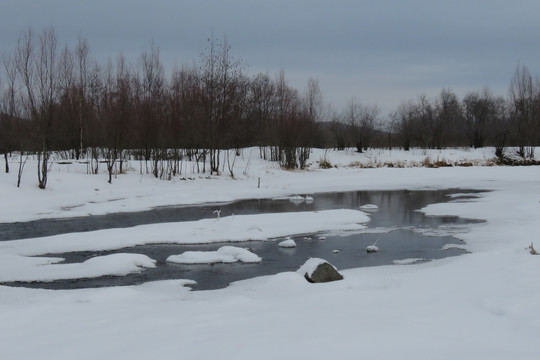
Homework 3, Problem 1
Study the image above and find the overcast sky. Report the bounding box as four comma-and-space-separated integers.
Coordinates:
2, 0, 540, 115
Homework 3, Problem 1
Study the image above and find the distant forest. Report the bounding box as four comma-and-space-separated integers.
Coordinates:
1, 27, 539, 188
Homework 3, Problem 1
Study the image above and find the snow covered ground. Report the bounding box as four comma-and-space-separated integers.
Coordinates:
0, 147, 539, 359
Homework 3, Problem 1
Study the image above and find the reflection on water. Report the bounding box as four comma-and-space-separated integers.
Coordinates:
1, 189, 484, 290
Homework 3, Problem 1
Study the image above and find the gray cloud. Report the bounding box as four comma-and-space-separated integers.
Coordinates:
2, 0, 540, 114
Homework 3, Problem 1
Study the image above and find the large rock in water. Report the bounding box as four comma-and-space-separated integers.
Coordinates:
298, 258, 343, 283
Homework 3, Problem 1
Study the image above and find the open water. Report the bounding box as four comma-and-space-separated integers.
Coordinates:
0, 189, 483, 290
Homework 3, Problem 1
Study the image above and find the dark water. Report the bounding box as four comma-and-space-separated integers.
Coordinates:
1, 189, 484, 290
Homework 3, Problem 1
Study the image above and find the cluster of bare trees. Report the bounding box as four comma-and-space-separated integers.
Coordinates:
379, 66, 540, 159
0, 28, 322, 187
324, 66, 540, 157
2, 28, 540, 189
329, 99, 379, 152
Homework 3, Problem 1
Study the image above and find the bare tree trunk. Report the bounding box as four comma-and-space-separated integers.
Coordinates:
17, 152, 28, 188
3, 153, 8, 173
210, 148, 220, 175
225, 148, 237, 177
37, 147, 49, 189
107, 160, 115, 184
91, 147, 99, 174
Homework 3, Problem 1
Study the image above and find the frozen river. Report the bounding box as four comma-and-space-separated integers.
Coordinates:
1, 189, 483, 290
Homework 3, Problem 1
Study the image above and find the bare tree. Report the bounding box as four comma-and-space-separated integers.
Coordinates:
383, 115, 397, 150
2, 54, 28, 185
14, 27, 61, 189
55, 44, 77, 157
36, 28, 61, 188
248, 72, 276, 159
463, 88, 499, 149
169, 64, 205, 173
137, 42, 165, 177
492, 98, 510, 159
509, 64, 539, 158
303, 78, 322, 123
0, 74, 10, 173
391, 100, 416, 151
413, 95, 435, 148
200, 35, 244, 174
433, 88, 462, 148
75, 35, 91, 159
344, 98, 378, 153
85, 61, 103, 175
328, 107, 348, 150
274, 70, 301, 167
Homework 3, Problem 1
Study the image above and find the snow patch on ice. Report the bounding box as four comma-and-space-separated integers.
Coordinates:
0, 253, 156, 283
393, 258, 428, 265
166, 246, 261, 264
359, 204, 379, 211
414, 224, 472, 237
441, 243, 468, 251
273, 195, 314, 204
290, 195, 314, 204
322, 226, 394, 238
447, 193, 484, 198
366, 245, 379, 253
278, 239, 296, 248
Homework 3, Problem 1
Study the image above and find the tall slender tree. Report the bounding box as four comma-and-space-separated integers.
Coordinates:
509, 64, 539, 158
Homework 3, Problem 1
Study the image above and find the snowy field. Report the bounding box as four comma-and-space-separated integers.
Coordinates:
0, 147, 539, 359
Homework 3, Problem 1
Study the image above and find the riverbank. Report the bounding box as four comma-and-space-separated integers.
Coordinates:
0, 147, 539, 359
0, 146, 535, 222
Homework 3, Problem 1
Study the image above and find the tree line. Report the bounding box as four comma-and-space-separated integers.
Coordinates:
0, 27, 324, 187
1, 27, 540, 189
330, 69, 540, 160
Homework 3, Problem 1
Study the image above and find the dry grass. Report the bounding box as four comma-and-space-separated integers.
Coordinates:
342, 154, 502, 169
319, 158, 334, 169
529, 242, 538, 255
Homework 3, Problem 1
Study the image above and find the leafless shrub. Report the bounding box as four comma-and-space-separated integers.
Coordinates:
529, 242, 538, 255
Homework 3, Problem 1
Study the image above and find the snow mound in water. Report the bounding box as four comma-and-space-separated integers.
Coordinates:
0, 253, 156, 283
278, 239, 297, 248
167, 246, 261, 264
360, 204, 379, 211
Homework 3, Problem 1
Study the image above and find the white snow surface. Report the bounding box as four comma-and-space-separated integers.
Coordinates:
0, 209, 368, 256
366, 245, 379, 252
359, 204, 379, 210
1, 147, 540, 359
393, 258, 428, 265
278, 239, 297, 248
167, 246, 261, 264
0, 253, 156, 282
